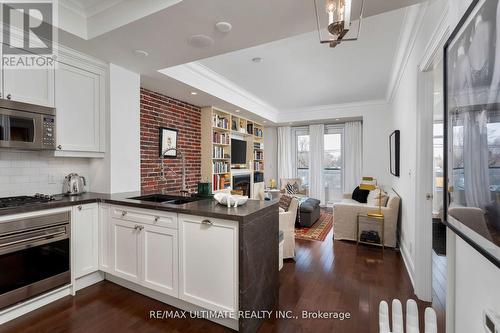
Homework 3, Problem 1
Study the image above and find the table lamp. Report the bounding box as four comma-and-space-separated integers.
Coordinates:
360, 177, 384, 218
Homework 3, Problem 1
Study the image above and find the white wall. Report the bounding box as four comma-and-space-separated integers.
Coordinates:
90, 63, 141, 193
277, 101, 392, 187
390, 0, 448, 280
263, 127, 278, 186
0, 151, 91, 196
390, 0, 500, 332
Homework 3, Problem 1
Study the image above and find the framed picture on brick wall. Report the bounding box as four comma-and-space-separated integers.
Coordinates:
159, 127, 178, 157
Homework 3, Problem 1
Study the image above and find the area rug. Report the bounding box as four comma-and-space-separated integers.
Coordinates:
294, 209, 333, 241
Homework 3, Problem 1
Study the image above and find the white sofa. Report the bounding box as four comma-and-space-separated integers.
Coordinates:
333, 191, 400, 247
279, 197, 299, 259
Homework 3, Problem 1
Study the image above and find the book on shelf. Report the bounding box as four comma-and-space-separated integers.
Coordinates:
254, 150, 264, 160
253, 142, 264, 149
212, 161, 229, 174
213, 146, 226, 159
213, 174, 231, 191
213, 114, 229, 129
213, 131, 230, 144
254, 128, 263, 137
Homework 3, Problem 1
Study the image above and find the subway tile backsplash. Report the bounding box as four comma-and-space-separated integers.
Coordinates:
0, 151, 91, 197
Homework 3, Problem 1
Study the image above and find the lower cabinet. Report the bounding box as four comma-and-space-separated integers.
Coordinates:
107, 206, 179, 298
72, 203, 99, 279
178, 214, 238, 313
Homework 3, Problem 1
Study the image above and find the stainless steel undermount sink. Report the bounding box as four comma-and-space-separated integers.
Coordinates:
128, 194, 203, 205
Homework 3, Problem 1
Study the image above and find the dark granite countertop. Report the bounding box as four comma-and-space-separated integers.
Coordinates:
0, 191, 279, 222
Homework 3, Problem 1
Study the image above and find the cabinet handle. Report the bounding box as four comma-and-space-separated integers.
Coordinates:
134, 224, 140, 230
6, 94, 11, 100
57, 145, 62, 150
201, 219, 213, 226
154, 216, 160, 223
121, 211, 127, 217
139, 225, 144, 231
77, 205, 82, 211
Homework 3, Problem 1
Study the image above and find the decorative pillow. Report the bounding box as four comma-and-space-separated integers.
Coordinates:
285, 183, 298, 195
367, 189, 389, 207
352, 186, 370, 203
279, 194, 293, 211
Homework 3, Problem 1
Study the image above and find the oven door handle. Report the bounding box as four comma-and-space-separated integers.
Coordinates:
0, 230, 67, 249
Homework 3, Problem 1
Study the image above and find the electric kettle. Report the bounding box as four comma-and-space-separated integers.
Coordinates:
63, 173, 86, 196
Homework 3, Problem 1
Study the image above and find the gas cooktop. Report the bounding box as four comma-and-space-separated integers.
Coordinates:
0, 194, 58, 210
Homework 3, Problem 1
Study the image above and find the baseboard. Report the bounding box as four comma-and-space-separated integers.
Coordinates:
105, 274, 239, 331
0, 285, 71, 325
74, 271, 105, 293
400, 241, 416, 289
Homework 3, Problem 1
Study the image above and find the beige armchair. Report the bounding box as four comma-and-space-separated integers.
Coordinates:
279, 197, 299, 259
333, 191, 400, 247
280, 178, 308, 198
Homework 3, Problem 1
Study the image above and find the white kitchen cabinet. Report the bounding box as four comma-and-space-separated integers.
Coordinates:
178, 214, 238, 313
98, 204, 111, 272
142, 224, 178, 297
72, 203, 99, 279
2, 63, 55, 107
110, 217, 141, 284
108, 207, 178, 296
55, 56, 106, 155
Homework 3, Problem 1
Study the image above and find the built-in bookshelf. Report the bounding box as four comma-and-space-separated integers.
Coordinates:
201, 107, 265, 198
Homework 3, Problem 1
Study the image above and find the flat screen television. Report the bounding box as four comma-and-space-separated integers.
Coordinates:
231, 139, 247, 164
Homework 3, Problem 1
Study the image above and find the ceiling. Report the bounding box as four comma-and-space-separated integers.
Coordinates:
57, 0, 426, 123
198, 8, 405, 110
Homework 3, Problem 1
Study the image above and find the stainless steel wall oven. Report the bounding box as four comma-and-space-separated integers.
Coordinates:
0, 211, 70, 309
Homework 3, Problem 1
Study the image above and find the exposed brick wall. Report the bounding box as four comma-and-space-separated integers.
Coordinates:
140, 88, 201, 193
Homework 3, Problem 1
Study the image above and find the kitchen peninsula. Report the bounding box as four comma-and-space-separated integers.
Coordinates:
0, 192, 279, 333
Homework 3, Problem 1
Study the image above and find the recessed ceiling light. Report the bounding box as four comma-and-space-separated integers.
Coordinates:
190, 91, 197, 95
215, 21, 232, 33
263, 120, 267, 123
188, 34, 214, 48
252, 57, 263, 63
289, 122, 293, 125
335, 118, 340, 121
133, 49, 149, 57
235, 109, 240, 113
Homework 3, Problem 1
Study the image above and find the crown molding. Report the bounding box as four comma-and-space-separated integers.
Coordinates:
282, 99, 388, 114
59, 0, 124, 19
418, 3, 450, 72
159, 62, 280, 122
385, 3, 428, 104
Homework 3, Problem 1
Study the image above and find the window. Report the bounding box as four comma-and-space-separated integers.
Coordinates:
451, 120, 500, 193
292, 125, 344, 204
292, 127, 310, 187
324, 126, 343, 204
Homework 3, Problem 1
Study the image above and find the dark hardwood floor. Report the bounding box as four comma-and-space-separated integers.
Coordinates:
1, 230, 445, 333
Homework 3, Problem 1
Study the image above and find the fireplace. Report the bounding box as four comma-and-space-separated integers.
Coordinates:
233, 174, 251, 198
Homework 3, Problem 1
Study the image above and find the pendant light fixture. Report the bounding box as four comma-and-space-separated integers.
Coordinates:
314, 0, 365, 47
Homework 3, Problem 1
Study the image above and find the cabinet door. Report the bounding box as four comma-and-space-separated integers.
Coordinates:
141, 224, 178, 297
178, 214, 238, 313
98, 205, 111, 272
73, 203, 99, 279
110, 217, 141, 283
55, 62, 102, 153
2, 60, 55, 107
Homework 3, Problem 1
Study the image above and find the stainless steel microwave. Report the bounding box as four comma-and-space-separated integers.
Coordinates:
0, 100, 56, 150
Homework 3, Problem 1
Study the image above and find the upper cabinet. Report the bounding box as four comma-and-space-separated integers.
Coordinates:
2, 58, 55, 107
0, 38, 108, 158
54, 49, 107, 157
